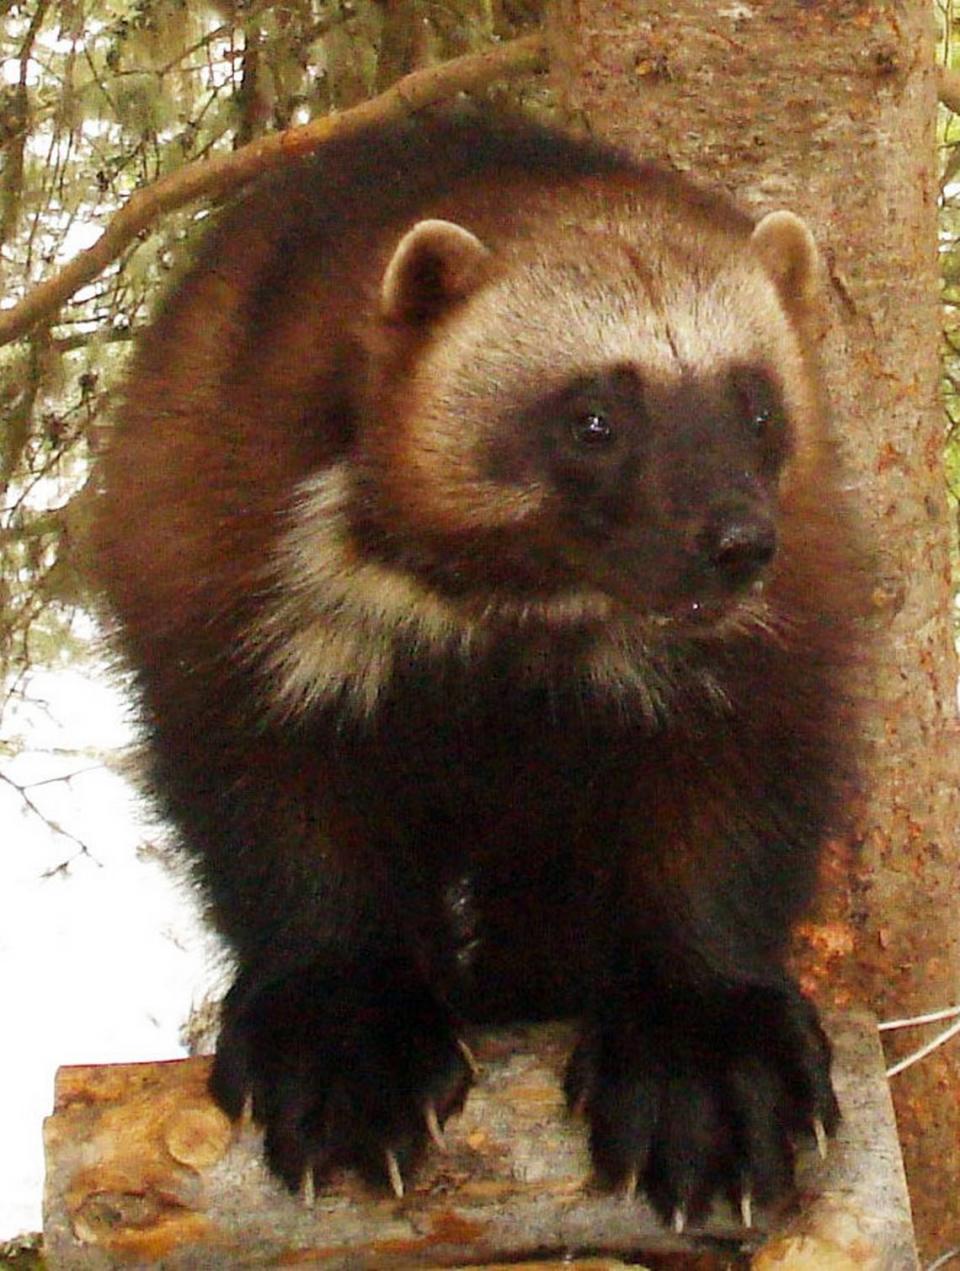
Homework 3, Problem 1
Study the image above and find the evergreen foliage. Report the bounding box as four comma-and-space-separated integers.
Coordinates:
0, 0, 542, 706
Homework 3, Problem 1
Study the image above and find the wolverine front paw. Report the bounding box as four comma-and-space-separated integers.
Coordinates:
565, 983, 838, 1229
209, 955, 473, 1197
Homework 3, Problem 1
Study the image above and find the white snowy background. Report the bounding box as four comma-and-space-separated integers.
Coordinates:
1, 646, 221, 1239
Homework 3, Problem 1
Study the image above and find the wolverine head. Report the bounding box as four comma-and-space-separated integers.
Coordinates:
260, 184, 828, 717
359, 200, 823, 634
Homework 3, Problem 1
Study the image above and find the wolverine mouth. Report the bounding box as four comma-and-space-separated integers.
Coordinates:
648, 598, 728, 633
652, 577, 768, 634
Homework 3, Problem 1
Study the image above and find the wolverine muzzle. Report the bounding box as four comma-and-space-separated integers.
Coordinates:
697, 504, 777, 589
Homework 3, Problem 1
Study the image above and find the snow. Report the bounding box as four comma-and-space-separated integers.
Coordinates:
0, 662, 220, 1239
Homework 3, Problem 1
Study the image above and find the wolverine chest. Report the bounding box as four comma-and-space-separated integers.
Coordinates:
305, 666, 638, 867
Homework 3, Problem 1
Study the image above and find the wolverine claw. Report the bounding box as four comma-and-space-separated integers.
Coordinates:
672, 1206, 686, 1235
385, 1149, 404, 1199
456, 1037, 479, 1079
813, 1116, 829, 1160
425, 1102, 446, 1150
740, 1188, 753, 1230
241, 1092, 254, 1127
300, 1168, 316, 1208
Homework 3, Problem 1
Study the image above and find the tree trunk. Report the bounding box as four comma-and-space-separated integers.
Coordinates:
548, 2, 960, 1259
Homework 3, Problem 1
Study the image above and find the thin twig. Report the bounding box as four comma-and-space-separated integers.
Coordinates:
0, 767, 99, 864
886, 1016, 960, 1079
19, 764, 105, 790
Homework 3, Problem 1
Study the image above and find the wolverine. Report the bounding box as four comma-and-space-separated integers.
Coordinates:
93, 111, 864, 1228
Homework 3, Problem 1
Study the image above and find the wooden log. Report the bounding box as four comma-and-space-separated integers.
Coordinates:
43, 1013, 916, 1269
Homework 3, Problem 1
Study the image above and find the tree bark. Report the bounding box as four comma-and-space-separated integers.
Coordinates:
548, 3, 960, 1259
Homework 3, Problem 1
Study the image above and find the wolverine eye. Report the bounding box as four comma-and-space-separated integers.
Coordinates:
751, 407, 773, 436
571, 410, 614, 447
730, 366, 785, 455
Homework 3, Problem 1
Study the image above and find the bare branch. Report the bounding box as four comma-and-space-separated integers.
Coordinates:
0, 767, 98, 865
0, 33, 548, 349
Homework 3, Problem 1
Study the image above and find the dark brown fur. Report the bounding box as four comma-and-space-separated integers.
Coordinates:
94, 112, 865, 1225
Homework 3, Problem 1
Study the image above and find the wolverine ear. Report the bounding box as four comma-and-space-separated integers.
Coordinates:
750, 210, 819, 307
380, 218, 490, 322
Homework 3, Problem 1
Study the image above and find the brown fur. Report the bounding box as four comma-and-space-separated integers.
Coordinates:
94, 112, 865, 1225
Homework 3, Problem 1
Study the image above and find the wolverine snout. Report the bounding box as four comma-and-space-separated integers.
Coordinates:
695, 501, 777, 590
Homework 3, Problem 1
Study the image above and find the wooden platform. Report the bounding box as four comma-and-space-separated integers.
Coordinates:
43, 1012, 916, 1269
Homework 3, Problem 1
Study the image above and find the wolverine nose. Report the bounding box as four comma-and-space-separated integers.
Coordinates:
698, 507, 777, 587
